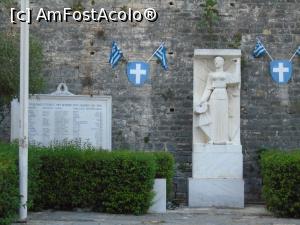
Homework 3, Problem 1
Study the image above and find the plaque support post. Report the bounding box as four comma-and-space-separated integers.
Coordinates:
19, 0, 29, 221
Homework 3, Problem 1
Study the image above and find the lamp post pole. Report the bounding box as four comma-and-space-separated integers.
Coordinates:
19, 0, 29, 221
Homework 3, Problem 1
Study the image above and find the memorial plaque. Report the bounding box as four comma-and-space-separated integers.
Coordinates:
11, 84, 112, 150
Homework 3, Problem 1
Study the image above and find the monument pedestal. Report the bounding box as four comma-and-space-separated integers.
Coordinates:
188, 144, 244, 208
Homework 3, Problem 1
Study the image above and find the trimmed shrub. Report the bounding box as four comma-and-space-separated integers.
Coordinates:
151, 152, 175, 198
0, 143, 175, 216
0, 143, 18, 225
261, 150, 300, 218
29, 146, 156, 214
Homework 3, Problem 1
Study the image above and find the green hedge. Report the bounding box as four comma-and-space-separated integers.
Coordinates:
0, 143, 18, 225
151, 152, 175, 198
261, 150, 300, 218
0, 143, 175, 218
29, 146, 157, 214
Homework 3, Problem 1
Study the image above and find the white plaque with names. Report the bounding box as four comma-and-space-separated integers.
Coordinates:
11, 84, 112, 150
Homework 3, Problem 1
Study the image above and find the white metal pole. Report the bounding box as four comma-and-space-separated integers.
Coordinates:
256, 38, 273, 61
289, 49, 298, 62
265, 49, 274, 61
19, 0, 29, 221
147, 42, 164, 62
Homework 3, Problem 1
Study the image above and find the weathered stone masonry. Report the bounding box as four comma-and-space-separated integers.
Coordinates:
1, 0, 300, 204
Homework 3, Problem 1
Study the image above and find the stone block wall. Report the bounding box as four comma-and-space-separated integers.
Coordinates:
0, 0, 300, 204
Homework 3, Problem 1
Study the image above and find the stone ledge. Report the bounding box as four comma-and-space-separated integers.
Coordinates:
169, 205, 271, 216
194, 49, 241, 57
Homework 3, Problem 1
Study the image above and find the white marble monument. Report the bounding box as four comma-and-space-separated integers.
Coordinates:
11, 83, 112, 150
189, 49, 244, 208
149, 178, 167, 213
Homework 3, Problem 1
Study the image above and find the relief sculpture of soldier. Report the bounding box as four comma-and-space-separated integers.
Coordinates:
194, 56, 241, 145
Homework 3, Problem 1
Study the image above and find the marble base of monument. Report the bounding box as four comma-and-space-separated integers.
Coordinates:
189, 144, 244, 208
188, 178, 244, 208
192, 144, 243, 178
149, 179, 166, 213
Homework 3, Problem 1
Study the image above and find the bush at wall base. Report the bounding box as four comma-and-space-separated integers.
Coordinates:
0, 142, 174, 221
151, 152, 175, 199
260, 149, 300, 218
29, 146, 157, 215
0, 144, 18, 225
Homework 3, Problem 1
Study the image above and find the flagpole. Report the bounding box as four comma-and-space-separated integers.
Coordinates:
289, 49, 298, 62
256, 38, 273, 61
147, 42, 164, 62
19, 0, 29, 222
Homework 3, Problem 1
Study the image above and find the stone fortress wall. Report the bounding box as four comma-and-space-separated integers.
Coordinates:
0, 0, 300, 204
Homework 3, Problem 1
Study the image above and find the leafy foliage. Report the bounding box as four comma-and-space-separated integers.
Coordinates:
228, 32, 242, 49
31, 147, 156, 214
0, 32, 44, 106
151, 152, 175, 198
0, 143, 18, 225
0, 143, 174, 217
260, 150, 300, 218
72, 0, 84, 12
199, 0, 219, 32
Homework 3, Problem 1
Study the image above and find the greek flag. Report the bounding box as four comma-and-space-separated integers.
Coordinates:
109, 41, 123, 68
296, 46, 300, 56
253, 40, 266, 58
154, 43, 168, 70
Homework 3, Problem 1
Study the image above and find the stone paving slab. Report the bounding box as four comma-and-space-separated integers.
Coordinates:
12, 206, 300, 225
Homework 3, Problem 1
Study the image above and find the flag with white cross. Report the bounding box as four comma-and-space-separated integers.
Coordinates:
109, 41, 123, 68
154, 43, 168, 70
296, 46, 300, 56
253, 40, 266, 58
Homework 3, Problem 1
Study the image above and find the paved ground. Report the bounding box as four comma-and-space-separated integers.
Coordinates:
13, 206, 300, 225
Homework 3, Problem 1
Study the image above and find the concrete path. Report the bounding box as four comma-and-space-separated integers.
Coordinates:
13, 206, 300, 225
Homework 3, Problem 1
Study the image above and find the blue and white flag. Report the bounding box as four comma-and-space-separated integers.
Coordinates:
154, 43, 168, 70
109, 41, 123, 68
253, 40, 266, 58
296, 46, 300, 56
